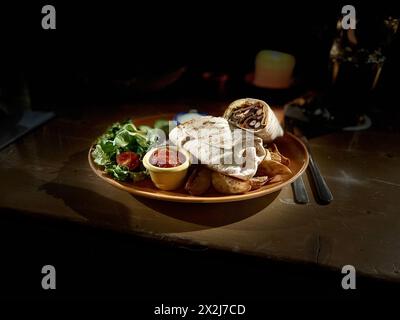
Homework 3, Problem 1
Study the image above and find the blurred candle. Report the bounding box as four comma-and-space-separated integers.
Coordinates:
253, 50, 295, 89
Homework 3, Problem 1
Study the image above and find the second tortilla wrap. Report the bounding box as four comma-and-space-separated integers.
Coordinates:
223, 98, 283, 143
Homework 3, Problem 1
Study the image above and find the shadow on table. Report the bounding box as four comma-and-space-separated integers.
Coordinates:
40, 182, 132, 227
134, 191, 280, 228
38, 149, 132, 228
39, 148, 280, 233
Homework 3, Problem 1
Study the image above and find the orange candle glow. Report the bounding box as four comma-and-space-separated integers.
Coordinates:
253, 50, 296, 89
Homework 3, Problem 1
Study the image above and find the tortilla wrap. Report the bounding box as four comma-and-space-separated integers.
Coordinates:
169, 116, 266, 180
223, 98, 283, 143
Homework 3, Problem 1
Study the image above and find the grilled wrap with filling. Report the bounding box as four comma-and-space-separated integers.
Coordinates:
223, 98, 283, 143
169, 116, 266, 180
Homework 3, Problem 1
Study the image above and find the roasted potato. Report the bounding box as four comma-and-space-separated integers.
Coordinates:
268, 143, 290, 166
211, 172, 251, 194
257, 159, 292, 181
250, 176, 269, 190
185, 166, 212, 196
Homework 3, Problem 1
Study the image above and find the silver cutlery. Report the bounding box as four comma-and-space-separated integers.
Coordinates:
292, 175, 309, 204
285, 121, 310, 204
300, 136, 333, 204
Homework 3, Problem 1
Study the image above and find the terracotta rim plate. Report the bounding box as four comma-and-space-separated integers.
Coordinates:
88, 114, 309, 203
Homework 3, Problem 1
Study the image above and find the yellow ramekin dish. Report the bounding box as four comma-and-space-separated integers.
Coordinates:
142, 145, 190, 191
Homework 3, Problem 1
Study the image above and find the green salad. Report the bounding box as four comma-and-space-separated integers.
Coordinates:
91, 119, 169, 182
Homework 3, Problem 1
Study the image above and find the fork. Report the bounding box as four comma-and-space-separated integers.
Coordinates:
299, 135, 333, 204
285, 120, 309, 204
292, 175, 309, 204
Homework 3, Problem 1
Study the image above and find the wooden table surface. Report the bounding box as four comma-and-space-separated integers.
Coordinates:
1, 100, 399, 282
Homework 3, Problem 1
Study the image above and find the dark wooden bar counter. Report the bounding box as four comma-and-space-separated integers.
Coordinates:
1, 100, 399, 283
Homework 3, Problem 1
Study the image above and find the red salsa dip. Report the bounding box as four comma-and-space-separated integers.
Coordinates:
149, 147, 186, 168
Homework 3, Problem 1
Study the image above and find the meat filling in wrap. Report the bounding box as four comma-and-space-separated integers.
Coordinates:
228, 100, 265, 130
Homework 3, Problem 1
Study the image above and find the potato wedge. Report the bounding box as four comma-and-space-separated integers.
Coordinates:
250, 176, 269, 190
270, 151, 282, 163
185, 166, 212, 196
211, 172, 251, 194
268, 174, 284, 184
257, 159, 292, 178
268, 143, 290, 166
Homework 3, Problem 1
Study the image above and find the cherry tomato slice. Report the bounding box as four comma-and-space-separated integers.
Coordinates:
116, 151, 140, 170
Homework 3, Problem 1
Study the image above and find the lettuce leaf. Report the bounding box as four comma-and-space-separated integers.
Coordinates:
92, 144, 111, 166
105, 164, 131, 181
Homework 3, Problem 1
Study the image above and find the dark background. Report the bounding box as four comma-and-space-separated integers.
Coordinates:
1, 2, 398, 111
0, 1, 399, 306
